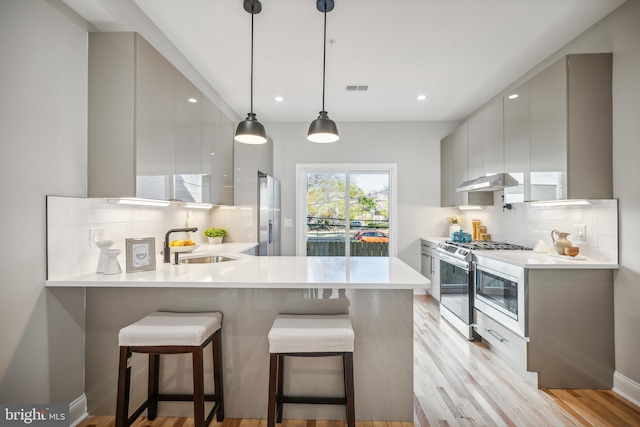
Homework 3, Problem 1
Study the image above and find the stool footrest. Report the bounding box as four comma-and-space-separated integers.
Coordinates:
157, 393, 219, 402
282, 396, 347, 405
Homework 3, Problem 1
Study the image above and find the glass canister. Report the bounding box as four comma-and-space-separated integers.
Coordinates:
472, 219, 481, 241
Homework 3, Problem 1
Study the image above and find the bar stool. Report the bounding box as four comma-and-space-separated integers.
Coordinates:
116, 312, 224, 427
267, 314, 355, 427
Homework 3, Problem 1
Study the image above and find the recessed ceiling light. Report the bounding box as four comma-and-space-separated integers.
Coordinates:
508, 94, 519, 99
417, 94, 427, 101
188, 97, 198, 103
275, 96, 284, 102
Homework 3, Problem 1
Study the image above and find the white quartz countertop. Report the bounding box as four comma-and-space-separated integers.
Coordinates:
421, 236, 617, 269
46, 251, 430, 289
473, 250, 618, 269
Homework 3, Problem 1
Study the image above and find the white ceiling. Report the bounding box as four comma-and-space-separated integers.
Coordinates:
69, 0, 626, 123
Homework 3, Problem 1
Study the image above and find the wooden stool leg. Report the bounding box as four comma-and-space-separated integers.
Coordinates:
193, 349, 205, 427
267, 353, 278, 427
344, 353, 355, 427
212, 330, 225, 421
147, 354, 160, 420
276, 354, 284, 423
115, 347, 131, 427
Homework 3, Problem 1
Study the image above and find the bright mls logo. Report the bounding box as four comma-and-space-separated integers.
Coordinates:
0, 405, 67, 427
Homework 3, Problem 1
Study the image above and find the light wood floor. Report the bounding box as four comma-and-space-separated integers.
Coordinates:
79, 295, 640, 427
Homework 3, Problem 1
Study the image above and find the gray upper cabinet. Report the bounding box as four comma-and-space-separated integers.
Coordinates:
441, 123, 492, 207
467, 114, 484, 180
202, 93, 235, 206
483, 98, 504, 176
503, 81, 530, 203
89, 32, 234, 204
467, 97, 504, 180
174, 72, 203, 202
451, 123, 469, 207
440, 132, 454, 207
530, 54, 612, 201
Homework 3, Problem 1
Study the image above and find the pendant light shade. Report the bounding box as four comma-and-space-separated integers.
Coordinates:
235, 113, 266, 145
307, 111, 339, 143
307, 0, 339, 143
235, 0, 267, 145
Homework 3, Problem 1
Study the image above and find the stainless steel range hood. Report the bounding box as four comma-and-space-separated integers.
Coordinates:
456, 173, 519, 192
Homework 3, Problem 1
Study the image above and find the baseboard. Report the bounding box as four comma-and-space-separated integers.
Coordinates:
613, 371, 640, 407
69, 394, 88, 427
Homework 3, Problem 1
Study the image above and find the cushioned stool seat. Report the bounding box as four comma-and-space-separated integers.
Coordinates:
267, 314, 355, 427
116, 312, 224, 427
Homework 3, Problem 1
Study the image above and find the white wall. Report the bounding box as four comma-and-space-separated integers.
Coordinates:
0, 0, 89, 409
266, 121, 459, 269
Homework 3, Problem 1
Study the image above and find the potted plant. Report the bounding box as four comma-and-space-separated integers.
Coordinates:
204, 227, 228, 244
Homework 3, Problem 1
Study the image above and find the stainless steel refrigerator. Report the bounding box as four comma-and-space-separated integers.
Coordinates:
258, 172, 280, 256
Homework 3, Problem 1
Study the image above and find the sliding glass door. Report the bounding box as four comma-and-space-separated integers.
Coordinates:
297, 164, 396, 257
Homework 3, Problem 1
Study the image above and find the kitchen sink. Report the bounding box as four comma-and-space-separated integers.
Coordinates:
179, 255, 237, 264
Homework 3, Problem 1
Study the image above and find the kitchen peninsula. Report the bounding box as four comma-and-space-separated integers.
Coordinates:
46, 256, 429, 421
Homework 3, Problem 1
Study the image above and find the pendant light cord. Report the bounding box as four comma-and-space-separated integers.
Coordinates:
250, 10, 255, 115
321, 9, 327, 111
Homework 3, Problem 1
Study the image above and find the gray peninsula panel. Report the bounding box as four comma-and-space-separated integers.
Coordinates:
85, 286, 413, 421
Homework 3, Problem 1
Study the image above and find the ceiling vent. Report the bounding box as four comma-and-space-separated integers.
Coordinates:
346, 85, 368, 91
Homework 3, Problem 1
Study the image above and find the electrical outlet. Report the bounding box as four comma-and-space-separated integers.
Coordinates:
90, 227, 106, 245
573, 224, 586, 240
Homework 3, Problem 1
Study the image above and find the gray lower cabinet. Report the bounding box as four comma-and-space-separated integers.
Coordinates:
89, 32, 234, 203
420, 240, 440, 300
475, 268, 614, 389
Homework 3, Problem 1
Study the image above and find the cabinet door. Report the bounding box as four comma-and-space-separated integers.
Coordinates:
174, 72, 203, 202
483, 98, 504, 176
431, 252, 440, 301
451, 123, 469, 207
530, 57, 567, 201
218, 112, 235, 205
503, 81, 530, 203
135, 35, 176, 200
440, 133, 454, 207
202, 96, 220, 204
467, 114, 484, 180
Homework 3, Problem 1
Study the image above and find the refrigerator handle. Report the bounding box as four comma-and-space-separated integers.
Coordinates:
268, 220, 273, 244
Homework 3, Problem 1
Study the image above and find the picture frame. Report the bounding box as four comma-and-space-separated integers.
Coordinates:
125, 237, 156, 273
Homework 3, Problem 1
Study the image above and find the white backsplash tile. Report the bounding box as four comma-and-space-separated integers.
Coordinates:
46, 196, 212, 279
464, 199, 618, 263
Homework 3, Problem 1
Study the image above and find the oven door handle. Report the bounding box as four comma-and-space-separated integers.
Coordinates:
439, 252, 471, 270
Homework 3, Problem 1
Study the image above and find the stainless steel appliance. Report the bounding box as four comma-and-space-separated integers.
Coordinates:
258, 172, 281, 256
437, 240, 531, 340
474, 254, 526, 337
436, 242, 474, 340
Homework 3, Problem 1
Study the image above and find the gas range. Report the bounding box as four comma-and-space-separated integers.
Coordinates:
436, 240, 531, 262
445, 240, 531, 251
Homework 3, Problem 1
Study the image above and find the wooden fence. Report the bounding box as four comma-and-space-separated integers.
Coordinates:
307, 241, 389, 256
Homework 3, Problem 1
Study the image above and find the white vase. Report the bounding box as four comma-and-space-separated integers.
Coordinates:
208, 236, 223, 244
448, 225, 461, 239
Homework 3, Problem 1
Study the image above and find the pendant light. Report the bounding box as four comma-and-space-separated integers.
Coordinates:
307, 0, 339, 143
234, 0, 267, 145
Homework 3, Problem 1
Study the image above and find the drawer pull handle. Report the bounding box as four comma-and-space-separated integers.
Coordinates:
485, 328, 508, 343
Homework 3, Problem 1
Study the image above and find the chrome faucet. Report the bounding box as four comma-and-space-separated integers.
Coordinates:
164, 227, 198, 263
